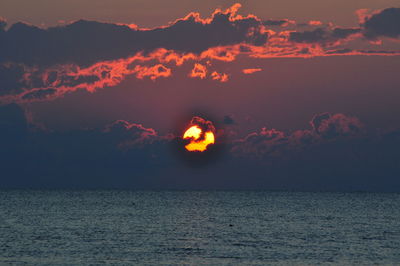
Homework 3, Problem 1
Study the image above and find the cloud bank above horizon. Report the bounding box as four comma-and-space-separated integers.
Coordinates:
0, 4, 399, 103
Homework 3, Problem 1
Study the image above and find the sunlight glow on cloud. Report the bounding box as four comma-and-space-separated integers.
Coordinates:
0, 5, 399, 103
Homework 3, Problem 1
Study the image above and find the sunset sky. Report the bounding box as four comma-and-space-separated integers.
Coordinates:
0, 1, 399, 190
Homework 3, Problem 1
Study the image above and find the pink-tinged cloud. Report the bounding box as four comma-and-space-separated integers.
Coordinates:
310, 113, 364, 139
231, 113, 364, 159
231, 127, 287, 158
242, 68, 262, 74
356, 9, 372, 24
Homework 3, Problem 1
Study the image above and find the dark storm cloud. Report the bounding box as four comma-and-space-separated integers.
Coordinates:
289, 27, 361, 44
0, 8, 267, 67
363, 8, 400, 39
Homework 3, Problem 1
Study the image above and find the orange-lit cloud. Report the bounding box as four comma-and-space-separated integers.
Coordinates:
188, 63, 229, 82
242, 68, 262, 74
0, 3, 267, 67
134, 64, 171, 80
189, 63, 207, 79
263, 19, 295, 27
0, 54, 173, 103
167, 3, 257, 27
309, 20, 323, 26
1, 5, 400, 103
211, 71, 229, 82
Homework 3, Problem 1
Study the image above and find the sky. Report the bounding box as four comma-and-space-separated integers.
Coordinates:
0, 1, 400, 190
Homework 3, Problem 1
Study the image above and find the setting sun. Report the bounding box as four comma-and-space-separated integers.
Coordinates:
183, 125, 215, 152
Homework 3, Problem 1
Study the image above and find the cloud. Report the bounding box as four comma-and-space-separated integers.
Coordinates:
242, 68, 262, 74
310, 113, 363, 139
231, 113, 364, 159
188, 116, 216, 133
189, 63, 207, 79
362, 8, 400, 39
231, 127, 287, 158
0, 55, 175, 103
22, 88, 57, 100
1, 105, 399, 190
103, 119, 159, 148
0, 4, 267, 67
308, 20, 323, 26
0, 4, 399, 103
289, 28, 326, 43
289, 27, 361, 45
134, 64, 171, 80
188, 63, 228, 82
210, 71, 229, 82
263, 19, 294, 27
0, 103, 174, 188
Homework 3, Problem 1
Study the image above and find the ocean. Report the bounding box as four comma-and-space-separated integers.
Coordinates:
0, 191, 399, 265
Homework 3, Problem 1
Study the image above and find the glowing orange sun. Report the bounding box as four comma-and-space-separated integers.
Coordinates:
183, 125, 215, 152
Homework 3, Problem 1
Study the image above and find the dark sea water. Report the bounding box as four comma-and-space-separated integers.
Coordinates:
0, 191, 399, 265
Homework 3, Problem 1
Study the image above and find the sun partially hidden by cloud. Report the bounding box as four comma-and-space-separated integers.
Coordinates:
183, 117, 216, 152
